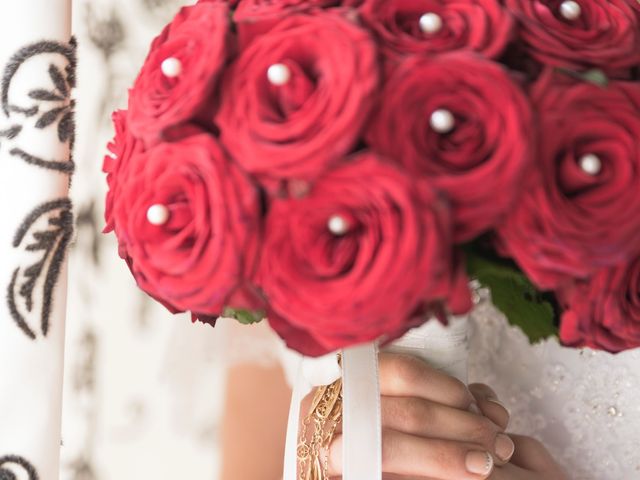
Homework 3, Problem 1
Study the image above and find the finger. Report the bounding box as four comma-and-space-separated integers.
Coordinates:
469, 383, 510, 430
381, 396, 514, 464
468, 383, 498, 399
328, 430, 495, 480
379, 353, 475, 409
488, 463, 537, 480
509, 434, 564, 475
381, 475, 444, 480
509, 435, 547, 471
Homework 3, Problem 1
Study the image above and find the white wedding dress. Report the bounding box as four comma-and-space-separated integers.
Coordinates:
467, 291, 640, 480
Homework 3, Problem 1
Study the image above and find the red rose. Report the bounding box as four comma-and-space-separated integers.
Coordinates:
633, 1, 640, 18
233, 0, 345, 47
257, 152, 470, 356
233, 0, 366, 46
103, 110, 143, 235
367, 53, 533, 242
128, 2, 230, 143
216, 11, 379, 185
237, 0, 342, 9
235, 0, 342, 19
358, 0, 514, 64
199, 0, 241, 5
498, 71, 640, 290
108, 129, 262, 315
505, 0, 640, 70
558, 257, 640, 353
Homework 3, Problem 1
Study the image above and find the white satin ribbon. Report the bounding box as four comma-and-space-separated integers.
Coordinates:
341, 342, 382, 480
284, 315, 470, 480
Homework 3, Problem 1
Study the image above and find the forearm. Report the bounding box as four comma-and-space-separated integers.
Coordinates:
220, 363, 291, 480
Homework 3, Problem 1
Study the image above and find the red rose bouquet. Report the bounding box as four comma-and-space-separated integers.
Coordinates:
104, 0, 640, 355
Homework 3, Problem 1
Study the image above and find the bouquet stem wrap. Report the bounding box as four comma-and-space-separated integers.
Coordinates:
0, 1, 74, 479
284, 316, 470, 480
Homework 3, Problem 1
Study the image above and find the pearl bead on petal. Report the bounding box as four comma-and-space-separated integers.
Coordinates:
430, 109, 455, 134
267, 63, 291, 86
419, 12, 443, 34
579, 153, 602, 176
328, 215, 349, 236
560, 1, 581, 21
161, 57, 182, 78
147, 204, 170, 226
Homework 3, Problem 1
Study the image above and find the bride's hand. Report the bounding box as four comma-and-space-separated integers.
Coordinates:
470, 384, 568, 480
485, 435, 569, 480
322, 353, 515, 480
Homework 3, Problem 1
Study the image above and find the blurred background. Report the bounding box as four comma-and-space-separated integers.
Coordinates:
62, 1, 229, 478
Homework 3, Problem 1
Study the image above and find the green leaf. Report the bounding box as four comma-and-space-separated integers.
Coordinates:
466, 253, 558, 343
555, 67, 609, 87
580, 69, 609, 87
223, 307, 265, 325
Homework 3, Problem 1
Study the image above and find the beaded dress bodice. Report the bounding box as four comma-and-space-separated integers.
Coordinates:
468, 295, 640, 480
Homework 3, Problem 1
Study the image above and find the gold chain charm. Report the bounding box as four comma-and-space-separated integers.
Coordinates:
297, 377, 343, 480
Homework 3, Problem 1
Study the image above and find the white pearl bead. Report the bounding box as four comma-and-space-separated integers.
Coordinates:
579, 153, 602, 175
560, 1, 581, 21
147, 204, 170, 226
419, 12, 443, 34
430, 109, 455, 134
161, 57, 182, 78
328, 215, 349, 236
267, 63, 291, 86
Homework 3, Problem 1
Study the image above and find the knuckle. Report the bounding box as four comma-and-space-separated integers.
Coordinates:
387, 354, 426, 388
398, 355, 426, 381
450, 377, 473, 406
404, 398, 433, 429
468, 417, 499, 446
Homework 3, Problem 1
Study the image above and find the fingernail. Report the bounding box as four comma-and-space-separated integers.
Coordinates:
468, 402, 481, 414
465, 450, 493, 475
487, 397, 510, 415
494, 433, 515, 462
